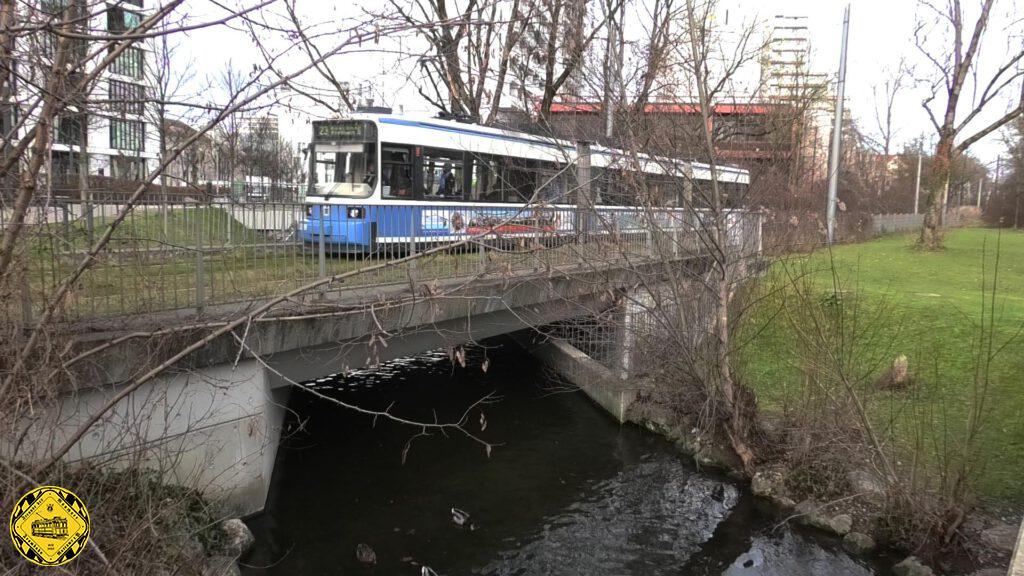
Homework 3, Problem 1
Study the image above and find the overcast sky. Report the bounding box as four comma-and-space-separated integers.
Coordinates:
175, 0, 1022, 168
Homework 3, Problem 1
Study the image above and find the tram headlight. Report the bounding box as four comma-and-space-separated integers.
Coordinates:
347, 206, 365, 219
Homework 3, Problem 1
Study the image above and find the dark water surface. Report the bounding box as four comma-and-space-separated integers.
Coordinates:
243, 340, 887, 575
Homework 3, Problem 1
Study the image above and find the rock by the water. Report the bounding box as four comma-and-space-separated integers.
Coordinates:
202, 556, 241, 576
750, 471, 775, 497
842, 532, 876, 555
356, 542, 377, 564
981, 523, 1019, 553
220, 519, 255, 557
794, 499, 816, 514
795, 500, 852, 535
827, 514, 853, 535
892, 556, 935, 576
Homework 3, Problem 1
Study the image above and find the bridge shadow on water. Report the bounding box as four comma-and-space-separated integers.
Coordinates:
241, 337, 892, 576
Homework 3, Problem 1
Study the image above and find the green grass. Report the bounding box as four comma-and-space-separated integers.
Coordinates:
739, 228, 1024, 502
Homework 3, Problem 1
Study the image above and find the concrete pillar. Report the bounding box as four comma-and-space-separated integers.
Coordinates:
517, 335, 639, 423
6, 360, 290, 516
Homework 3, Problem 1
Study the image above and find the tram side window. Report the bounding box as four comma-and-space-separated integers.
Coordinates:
598, 169, 635, 206
500, 157, 537, 204
646, 175, 679, 207
382, 144, 413, 199
470, 155, 502, 202
537, 161, 570, 204
727, 182, 748, 207
421, 148, 464, 200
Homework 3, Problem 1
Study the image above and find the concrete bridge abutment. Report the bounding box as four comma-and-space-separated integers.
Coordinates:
7, 360, 290, 517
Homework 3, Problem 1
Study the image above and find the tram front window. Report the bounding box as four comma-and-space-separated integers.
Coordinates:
313, 143, 376, 198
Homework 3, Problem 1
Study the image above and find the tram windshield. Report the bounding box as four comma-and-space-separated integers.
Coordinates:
312, 143, 376, 198
309, 120, 378, 198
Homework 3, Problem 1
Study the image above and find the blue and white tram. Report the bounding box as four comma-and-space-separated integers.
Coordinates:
299, 113, 749, 253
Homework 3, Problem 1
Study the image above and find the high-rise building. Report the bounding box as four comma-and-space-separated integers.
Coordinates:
242, 115, 280, 138
760, 14, 832, 183
14, 0, 157, 195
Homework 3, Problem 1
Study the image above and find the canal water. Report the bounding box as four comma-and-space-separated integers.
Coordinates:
242, 339, 889, 575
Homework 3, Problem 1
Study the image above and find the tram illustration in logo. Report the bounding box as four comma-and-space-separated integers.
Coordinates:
31, 515, 69, 539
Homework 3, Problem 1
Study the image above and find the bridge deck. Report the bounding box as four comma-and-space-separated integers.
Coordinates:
68, 254, 710, 388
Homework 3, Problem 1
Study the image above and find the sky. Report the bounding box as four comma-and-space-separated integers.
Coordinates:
172, 0, 1022, 169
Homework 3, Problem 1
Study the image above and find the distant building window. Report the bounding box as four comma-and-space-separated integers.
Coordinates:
55, 113, 84, 145
110, 118, 143, 151
110, 46, 144, 79
51, 150, 82, 184
107, 6, 141, 33
111, 155, 146, 180
109, 80, 144, 115
40, 0, 70, 16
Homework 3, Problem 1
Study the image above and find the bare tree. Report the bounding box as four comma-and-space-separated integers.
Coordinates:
869, 60, 912, 200
680, 0, 759, 473
631, 0, 677, 111
915, 0, 1024, 248
147, 16, 195, 195
534, 0, 620, 123
388, 0, 534, 123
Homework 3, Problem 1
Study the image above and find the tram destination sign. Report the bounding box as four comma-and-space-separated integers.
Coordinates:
313, 120, 377, 143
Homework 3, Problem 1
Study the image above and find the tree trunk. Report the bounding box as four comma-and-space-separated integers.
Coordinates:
684, 0, 756, 475
918, 135, 953, 249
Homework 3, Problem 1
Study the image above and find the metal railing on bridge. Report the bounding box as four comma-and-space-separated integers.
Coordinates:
4, 199, 764, 321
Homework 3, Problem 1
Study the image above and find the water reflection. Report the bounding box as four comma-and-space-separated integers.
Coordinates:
243, 340, 885, 575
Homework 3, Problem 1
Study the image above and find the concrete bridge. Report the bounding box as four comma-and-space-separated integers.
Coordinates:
5, 198, 765, 516
19, 252, 727, 515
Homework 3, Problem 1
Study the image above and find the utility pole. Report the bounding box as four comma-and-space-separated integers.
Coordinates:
826, 4, 850, 244
914, 152, 922, 214
992, 156, 1001, 212
602, 0, 624, 140
603, 0, 616, 140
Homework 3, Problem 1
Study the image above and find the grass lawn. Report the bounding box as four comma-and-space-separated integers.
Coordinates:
739, 227, 1024, 502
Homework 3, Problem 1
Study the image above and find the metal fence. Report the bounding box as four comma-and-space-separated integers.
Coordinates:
869, 213, 924, 235
869, 211, 963, 235
760, 210, 969, 254
4, 199, 764, 321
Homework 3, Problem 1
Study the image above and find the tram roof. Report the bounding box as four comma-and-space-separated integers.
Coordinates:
329, 113, 748, 184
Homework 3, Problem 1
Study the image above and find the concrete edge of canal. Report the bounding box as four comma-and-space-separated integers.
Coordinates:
512, 334, 640, 424
1010, 519, 1024, 576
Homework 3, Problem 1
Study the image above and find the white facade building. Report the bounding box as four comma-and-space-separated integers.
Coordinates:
34, 0, 158, 192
